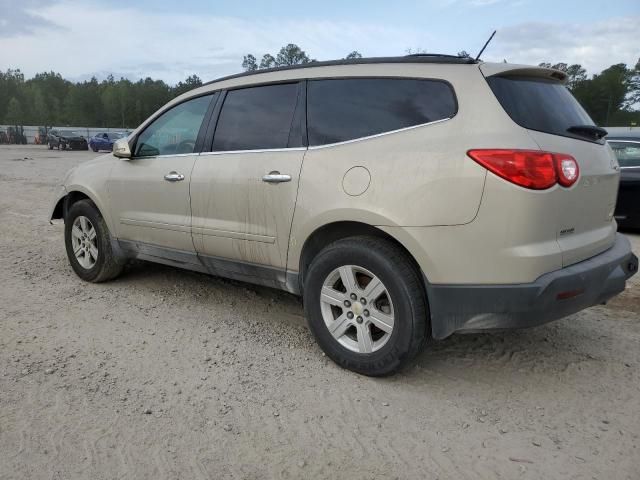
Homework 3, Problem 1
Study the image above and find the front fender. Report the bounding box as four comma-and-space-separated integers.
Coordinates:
48, 185, 67, 223
60, 184, 115, 230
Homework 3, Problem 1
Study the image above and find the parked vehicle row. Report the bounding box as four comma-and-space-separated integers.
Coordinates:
50, 55, 637, 375
48, 130, 88, 150
89, 131, 128, 152
46, 130, 128, 151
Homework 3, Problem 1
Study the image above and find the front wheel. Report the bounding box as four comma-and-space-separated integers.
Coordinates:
304, 236, 428, 376
64, 199, 125, 282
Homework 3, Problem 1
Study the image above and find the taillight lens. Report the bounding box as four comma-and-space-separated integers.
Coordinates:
555, 154, 579, 187
467, 149, 579, 190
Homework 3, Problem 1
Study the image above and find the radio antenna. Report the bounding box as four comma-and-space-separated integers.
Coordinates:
475, 30, 496, 61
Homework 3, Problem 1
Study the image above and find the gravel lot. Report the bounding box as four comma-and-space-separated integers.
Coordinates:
1, 145, 639, 480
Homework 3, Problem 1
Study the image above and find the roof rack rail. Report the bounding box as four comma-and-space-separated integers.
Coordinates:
203, 55, 477, 87
404, 53, 465, 58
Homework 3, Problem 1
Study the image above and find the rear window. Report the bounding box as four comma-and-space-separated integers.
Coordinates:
307, 78, 457, 146
487, 76, 596, 141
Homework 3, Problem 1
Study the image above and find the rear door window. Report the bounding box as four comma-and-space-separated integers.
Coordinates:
213, 83, 300, 151
307, 78, 457, 146
487, 76, 597, 142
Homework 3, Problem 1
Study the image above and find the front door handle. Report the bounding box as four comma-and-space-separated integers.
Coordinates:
262, 171, 291, 183
164, 171, 185, 182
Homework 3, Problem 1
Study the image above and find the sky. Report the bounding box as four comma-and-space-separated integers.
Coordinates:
0, 0, 638, 85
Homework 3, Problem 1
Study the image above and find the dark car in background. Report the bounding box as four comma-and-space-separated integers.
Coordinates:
608, 135, 640, 230
89, 132, 127, 152
48, 130, 88, 150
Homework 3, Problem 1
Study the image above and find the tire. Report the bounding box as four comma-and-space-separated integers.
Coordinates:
48, 142, 53, 150
64, 199, 125, 283
92, 146, 99, 152
61, 143, 67, 150
303, 236, 428, 376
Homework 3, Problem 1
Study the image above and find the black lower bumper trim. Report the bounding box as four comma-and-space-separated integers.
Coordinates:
427, 234, 638, 339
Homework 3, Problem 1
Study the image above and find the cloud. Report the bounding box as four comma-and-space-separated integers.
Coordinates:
0, 0, 64, 37
0, 1, 429, 84
0, 0, 637, 84
487, 17, 640, 74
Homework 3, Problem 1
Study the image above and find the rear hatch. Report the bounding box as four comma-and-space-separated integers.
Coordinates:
481, 64, 620, 267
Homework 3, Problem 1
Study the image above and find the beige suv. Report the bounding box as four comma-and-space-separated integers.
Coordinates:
50, 55, 638, 376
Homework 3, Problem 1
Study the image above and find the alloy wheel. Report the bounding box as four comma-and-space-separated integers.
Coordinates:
71, 216, 98, 269
320, 265, 394, 353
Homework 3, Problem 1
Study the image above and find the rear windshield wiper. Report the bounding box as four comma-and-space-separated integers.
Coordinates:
567, 125, 608, 140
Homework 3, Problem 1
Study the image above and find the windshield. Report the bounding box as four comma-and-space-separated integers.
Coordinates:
61, 130, 81, 137
487, 76, 598, 142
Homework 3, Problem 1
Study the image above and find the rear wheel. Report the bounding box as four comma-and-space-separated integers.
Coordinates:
64, 199, 125, 282
304, 236, 428, 376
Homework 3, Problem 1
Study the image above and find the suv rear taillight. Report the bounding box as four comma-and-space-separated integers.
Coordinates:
467, 149, 579, 190
554, 153, 580, 187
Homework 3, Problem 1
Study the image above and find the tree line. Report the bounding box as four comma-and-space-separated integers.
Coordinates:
1, 43, 638, 129
242, 43, 362, 71
0, 70, 202, 129
538, 62, 639, 126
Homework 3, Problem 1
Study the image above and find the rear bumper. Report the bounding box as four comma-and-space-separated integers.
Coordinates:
427, 233, 638, 339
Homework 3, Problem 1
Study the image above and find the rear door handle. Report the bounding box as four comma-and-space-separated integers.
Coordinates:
164, 171, 185, 182
262, 171, 291, 183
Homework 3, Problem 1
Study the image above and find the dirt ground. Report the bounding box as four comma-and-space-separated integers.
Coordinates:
1, 144, 639, 480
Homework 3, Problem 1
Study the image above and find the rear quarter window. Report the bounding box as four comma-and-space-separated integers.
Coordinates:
487, 76, 596, 141
307, 78, 457, 146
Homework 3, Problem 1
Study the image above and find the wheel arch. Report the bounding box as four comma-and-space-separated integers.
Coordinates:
51, 187, 113, 231
297, 221, 428, 300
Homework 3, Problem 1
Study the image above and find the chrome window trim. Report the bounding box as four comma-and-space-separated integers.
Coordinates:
620, 166, 640, 170
133, 114, 452, 157
131, 152, 202, 159
606, 139, 640, 144
132, 147, 307, 158
307, 117, 451, 150
200, 147, 307, 156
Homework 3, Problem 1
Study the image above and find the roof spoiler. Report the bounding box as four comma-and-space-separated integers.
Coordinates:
479, 63, 568, 84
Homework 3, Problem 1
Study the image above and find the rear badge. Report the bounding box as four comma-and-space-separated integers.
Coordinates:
559, 227, 575, 236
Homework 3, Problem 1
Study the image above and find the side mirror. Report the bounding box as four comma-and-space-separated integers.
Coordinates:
113, 138, 132, 158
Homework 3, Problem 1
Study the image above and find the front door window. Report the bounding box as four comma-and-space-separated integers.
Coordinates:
135, 94, 213, 157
